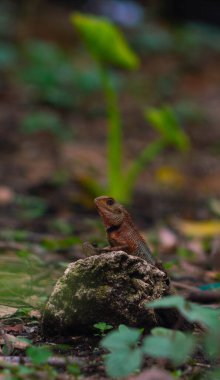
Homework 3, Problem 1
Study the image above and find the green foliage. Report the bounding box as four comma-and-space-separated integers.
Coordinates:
0, 247, 61, 308
67, 363, 81, 377
131, 25, 173, 54
143, 329, 196, 366
72, 13, 190, 202
100, 296, 220, 378
19, 40, 102, 108
26, 346, 52, 365
14, 195, 47, 220
0, 42, 18, 69
173, 100, 205, 124
204, 367, 220, 380
131, 22, 220, 59
94, 322, 113, 336
147, 296, 220, 368
101, 325, 142, 378
146, 106, 190, 152
51, 219, 74, 235
71, 13, 139, 70
100, 324, 195, 378
174, 24, 220, 60
0, 229, 29, 242
41, 236, 81, 250
147, 295, 220, 330
21, 110, 71, 140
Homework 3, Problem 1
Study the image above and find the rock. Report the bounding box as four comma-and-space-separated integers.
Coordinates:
42, 251, 175, 336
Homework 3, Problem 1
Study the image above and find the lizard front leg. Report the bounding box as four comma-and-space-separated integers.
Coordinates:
82, 242, 128, 257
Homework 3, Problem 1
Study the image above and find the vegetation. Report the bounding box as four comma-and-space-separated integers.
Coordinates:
101, 296, 220, 378
72, 13, 190, 202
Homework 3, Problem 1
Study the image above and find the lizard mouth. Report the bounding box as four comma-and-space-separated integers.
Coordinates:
94, 196, 113, 208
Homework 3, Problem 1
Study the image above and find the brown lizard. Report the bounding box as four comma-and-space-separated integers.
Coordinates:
83, 195, 155, 265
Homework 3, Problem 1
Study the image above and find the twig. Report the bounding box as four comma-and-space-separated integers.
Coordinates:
172, 281, 220, 303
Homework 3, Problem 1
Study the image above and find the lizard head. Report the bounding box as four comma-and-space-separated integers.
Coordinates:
94, 196, 124, 227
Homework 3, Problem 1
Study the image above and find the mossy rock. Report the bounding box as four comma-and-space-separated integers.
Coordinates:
42, 251, 177, 335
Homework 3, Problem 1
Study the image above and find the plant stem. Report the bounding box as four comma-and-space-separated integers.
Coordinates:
100, 66, 122, 197
123, 139, 165, 202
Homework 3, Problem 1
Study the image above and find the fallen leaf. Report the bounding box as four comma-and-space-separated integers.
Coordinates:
4, 324, 23, 334
180, 261, 205, 279
158, 228, 178, 253
0, 186, 14, 205
0, 306, 17, 318
155, 166, 185, 188
175, 219, 220, 237
0, 334, 30, 350
29, 309, 41, 319
185, 240, 207, 264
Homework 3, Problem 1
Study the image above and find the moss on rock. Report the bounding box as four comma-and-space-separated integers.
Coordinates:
42, 251, 173, 335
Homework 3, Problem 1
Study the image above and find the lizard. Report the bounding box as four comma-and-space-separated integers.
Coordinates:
83, 195, 155, 265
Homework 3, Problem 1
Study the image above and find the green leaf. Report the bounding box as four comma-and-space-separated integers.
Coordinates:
203, 367, 220, 380
145, 106, 190, 151
101, 326, 141, 351
104, 347, 142, 378
151, 327, 185, 340
71, 13, 139, 69
26, 346, 52, 365
147, 295, 220, 331
203, 330, 220, 360
21, 111, 70, 140
101, 325, 143, 378
143, 332, 196, 366
67, 363, 81, 377
94, 322, 113, 333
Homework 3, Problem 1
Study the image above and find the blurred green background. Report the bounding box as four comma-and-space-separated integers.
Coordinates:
0, 0, 220, 227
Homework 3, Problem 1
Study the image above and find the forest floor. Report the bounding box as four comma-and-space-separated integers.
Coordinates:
0, 2, 220, 379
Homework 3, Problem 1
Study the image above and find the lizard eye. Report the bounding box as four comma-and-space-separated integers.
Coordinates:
106, 198, 114, 206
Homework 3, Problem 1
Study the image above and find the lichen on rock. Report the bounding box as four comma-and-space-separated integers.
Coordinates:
42, 251, 173, 335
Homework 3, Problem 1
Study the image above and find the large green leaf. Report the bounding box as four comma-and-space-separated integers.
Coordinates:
147, 295, 220, 331
101, 325, 142, 378
104, 347, 142, 378
143, 331, 196, 366
71, 13, 139, 69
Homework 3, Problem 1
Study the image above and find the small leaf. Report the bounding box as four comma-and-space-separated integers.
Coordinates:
143, 332, 196, 366
94, 322, 113, 334
101, 326, 141, 351
146, 106, 190, 151
67, 363, 81, 377
71, 13, 139, 69
26, 346, 52, 365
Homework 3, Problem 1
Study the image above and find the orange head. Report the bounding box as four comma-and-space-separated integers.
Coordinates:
94, 196, 124, 227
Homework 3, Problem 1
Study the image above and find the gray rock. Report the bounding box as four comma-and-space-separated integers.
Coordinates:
42, 251, 173, 335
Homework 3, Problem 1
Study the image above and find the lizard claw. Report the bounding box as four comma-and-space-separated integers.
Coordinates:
82, 242, 98, 257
